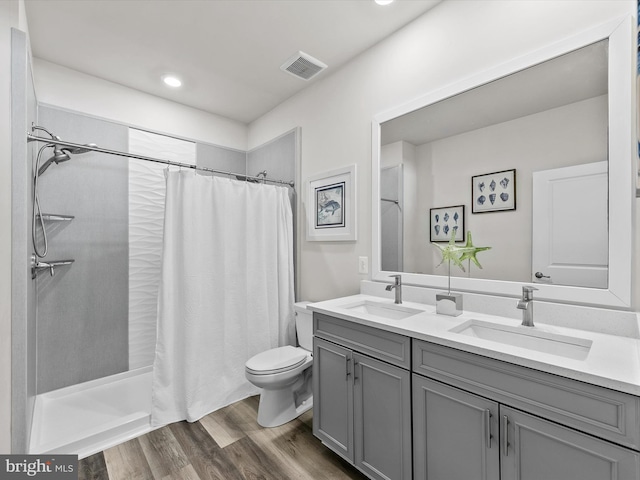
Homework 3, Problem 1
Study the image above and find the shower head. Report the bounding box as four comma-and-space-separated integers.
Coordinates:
37, 142, 98, 177
63, 143, 98, 155
37, 147, 70, 177
235, 174, 259, 183
235, 170, 268, 183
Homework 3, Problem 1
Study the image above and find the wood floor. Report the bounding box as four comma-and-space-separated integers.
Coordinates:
78, 395, 367, 480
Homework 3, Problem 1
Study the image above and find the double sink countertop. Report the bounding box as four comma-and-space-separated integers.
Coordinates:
308, 294, 640, 396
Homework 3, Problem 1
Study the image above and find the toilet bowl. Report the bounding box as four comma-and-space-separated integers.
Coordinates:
245, 302, 314, 427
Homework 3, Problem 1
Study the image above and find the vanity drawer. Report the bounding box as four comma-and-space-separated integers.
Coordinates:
413, 339, 640, 450
313, 313, 410, 369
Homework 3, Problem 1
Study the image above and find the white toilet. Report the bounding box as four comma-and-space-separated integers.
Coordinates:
245, 301, 314, 427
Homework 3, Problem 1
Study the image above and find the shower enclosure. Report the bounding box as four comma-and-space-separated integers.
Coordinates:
11, 55, 299, 456
380, 165, 403, 272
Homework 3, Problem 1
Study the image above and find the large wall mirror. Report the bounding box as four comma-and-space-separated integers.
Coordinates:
372, 17, 634, 308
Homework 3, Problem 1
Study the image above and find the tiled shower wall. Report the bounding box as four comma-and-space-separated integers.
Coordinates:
36, 106, 130, 394
128, 129, 197, 370
11, 27, 39, 454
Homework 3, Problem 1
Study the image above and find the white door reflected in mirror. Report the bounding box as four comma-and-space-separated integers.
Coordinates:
532, 162, 608, 288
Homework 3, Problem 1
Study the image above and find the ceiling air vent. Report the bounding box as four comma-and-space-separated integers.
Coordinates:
280, 51, 327, 81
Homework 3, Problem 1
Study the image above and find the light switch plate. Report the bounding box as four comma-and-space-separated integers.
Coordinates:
358, 256, 369, 274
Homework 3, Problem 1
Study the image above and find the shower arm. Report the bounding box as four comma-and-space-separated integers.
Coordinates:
27, 131, 296, 188
31, 125, 58, 140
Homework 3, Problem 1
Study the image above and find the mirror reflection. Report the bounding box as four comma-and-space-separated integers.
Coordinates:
380, 40, 608, 288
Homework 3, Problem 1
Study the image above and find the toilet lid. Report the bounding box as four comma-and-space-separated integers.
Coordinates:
246, 346, 308, 375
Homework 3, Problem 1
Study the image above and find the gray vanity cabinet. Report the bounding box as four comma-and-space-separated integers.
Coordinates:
313, 337, 354, 461
413, 375, 500, 480
413, 375, 639, 480
501, 406, 639, 480
313, 313, 412, 480
412, 339, 640, 480
353, 353, 411, 480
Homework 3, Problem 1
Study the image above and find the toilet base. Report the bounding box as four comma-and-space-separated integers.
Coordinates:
256, 367, 313, 428
257, 389, 313, 428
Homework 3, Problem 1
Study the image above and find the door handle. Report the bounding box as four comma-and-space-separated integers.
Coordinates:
353, 361, 359, 381
535, 271, 550, 279
346, 357, 351, 380
484, 409, 492, 448
502, 415, 509, 456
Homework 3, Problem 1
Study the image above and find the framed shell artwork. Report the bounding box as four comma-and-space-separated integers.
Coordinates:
430, 205, 465, 242
472, 169, 516, 213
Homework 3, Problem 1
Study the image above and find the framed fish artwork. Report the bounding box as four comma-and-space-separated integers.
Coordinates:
472, 169, 516, 213
306, 165, 357, 241
430, 205, 465, 242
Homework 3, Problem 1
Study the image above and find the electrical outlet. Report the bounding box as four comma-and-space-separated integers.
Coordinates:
358, 256, 369, 275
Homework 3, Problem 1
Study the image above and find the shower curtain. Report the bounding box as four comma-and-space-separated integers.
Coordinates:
151, 170, 295, 427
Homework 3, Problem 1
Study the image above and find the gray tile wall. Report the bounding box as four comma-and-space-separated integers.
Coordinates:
197, 142, 246, 177
247, 129, 297, 213
11, 28, 38, 453
247, 130, 296, 188
36, 106, 129, 394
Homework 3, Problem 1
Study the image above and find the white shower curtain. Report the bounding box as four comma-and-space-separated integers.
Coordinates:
151, 170, 295, 427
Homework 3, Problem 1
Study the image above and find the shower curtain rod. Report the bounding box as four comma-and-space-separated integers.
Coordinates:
27, 132, 295, 187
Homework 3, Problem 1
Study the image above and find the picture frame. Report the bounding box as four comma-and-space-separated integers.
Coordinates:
306, 165, 357, 241
472, 169, 516, 213
430, 205, 465, 242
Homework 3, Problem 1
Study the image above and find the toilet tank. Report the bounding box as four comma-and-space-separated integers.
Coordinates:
294, 301, 313, 351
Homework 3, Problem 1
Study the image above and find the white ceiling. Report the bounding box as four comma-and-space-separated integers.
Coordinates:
381, 39, 608, 146
24, 0, 441, 124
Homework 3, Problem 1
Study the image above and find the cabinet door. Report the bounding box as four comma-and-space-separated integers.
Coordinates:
501, 406, 640, 480
354, 353, 412, 480
313, 337, 354, 462
413, 375, 500, 480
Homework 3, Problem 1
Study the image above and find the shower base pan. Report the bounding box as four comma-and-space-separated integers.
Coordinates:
29, 366, 154, 459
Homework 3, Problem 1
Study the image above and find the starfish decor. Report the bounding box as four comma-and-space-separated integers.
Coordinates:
457, 231, 491, 269
431, 229, 491, 272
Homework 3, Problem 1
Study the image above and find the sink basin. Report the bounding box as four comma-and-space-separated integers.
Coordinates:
449, 319, 592, 360
343, 300, 423, 320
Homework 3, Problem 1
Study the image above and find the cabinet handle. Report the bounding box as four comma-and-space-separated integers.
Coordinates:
502, 415, 509, 456
484, 409, 492, 448
345, 357, 351, 380
354, 361, 359, 381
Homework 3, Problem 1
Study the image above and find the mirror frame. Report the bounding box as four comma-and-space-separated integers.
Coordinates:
371, 16, 634, 309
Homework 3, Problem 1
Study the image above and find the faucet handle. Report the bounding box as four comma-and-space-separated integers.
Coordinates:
522, 285, 538, 300
388, 274, 401, 285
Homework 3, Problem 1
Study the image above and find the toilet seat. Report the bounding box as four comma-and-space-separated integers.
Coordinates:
246, 346, 308, 375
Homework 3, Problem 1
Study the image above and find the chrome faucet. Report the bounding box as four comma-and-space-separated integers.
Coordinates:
385, 274, 402, 304
516, 286, 538, 327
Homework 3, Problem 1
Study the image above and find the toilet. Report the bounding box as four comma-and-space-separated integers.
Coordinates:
245, 301, 314, 427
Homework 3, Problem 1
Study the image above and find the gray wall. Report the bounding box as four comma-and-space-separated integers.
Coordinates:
11, 28, 38, 454
247, 130, 296, 188
36, 106, 129, 393
197, 142, 246, 177
247, 129, 297, 215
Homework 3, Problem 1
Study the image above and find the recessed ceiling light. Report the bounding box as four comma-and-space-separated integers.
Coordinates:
375, 0, 394, 5
162, 75, 182, 88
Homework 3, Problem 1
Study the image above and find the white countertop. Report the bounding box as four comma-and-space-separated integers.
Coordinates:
308, 294, 640, 396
